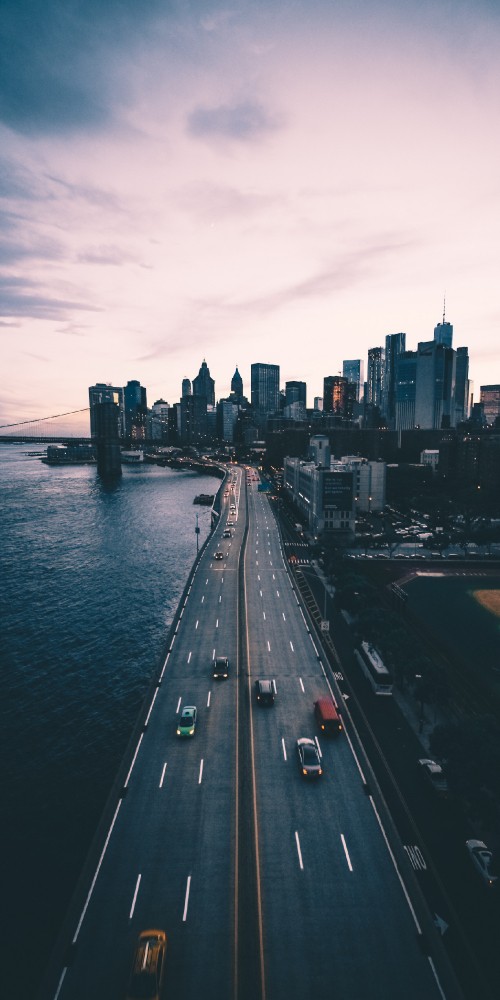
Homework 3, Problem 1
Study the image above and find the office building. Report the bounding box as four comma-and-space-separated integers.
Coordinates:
323, 375, 348, 416
395, 341, 456, 431
414, 341, 456, 430
366, 347, 385, 409
149, 399, 170, 442
89, 383, 125, 438
434, 304, 453, 347
382, 333, 406, 427
339, 456, 386, 512
193, 360, 215, 406
342, 360, 364, 402
181, 378, 191, 397
285, 381, 307, 407
124, 379, 147, 440
454, 347, 470, 424
283, 453, 355, 537
231, 366, 244, 404
480, 385, 500, 426
251, 363, 280, 421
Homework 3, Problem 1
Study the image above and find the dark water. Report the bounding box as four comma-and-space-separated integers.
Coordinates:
0, 445, 220, 997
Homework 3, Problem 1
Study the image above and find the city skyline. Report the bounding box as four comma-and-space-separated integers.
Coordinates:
1, 0, 500, 425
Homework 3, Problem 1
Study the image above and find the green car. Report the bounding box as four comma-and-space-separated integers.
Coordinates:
177, 705, 197, 736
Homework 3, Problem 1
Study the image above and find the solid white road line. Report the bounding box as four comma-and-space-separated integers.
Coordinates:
72, 800, 122, 943
159, 763, 167, 788
176, 697, 182, 714
182, 876, 192, 922
198, 759, 204, 784
124, 734, 144, 787
295, 832, 304, 870
144, 688, 159, 726
129, 874, 141, 919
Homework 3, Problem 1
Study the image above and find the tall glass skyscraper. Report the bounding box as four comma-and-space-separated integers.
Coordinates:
383, 333, 406, 427
251, 363, 280, 418
342, 360, 364, 402
366, 347, 385, 409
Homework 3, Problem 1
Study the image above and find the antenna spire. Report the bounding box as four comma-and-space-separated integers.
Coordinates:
443, 294, 446, 324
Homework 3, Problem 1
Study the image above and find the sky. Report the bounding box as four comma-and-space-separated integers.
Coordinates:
1, 0, 499, 431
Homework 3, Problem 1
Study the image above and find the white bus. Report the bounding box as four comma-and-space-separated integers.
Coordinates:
355, 641, 393, 695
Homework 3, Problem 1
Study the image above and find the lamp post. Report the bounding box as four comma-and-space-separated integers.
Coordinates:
195, 513, 200, 554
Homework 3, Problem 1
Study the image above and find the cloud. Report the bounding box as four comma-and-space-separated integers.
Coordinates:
176, 181, 285, 221
77, 245, 136, 266
0, 0, 166, 135
187, 100, 286, 141
0, 274, 102, 321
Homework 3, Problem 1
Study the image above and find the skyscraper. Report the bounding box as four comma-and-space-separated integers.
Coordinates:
193, 360, 215, 406
230, 366, 244, 404
366, 347, 385, 409
181, 378, 192, 398
285, 381, 307, 406
434, 303, 453, 347
124, 379, 147, 439
382, 333, 406, 427
251, 363, 280, 419
342, 360, 364, 402
395, 341, 456, 430
323, 375, 348, 415
454, 347, 469, 424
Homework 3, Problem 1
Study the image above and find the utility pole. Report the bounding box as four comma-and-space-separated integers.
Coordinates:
195, 513, 200, 554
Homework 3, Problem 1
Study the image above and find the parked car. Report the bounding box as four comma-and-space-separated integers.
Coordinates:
417, 758, 448, 795
126, 930, 167, 1000
177, 706, 197, 737
296, 738, 323, 778
465, 839, 498, 888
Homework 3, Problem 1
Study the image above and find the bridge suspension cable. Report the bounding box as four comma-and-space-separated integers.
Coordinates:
0, 408, 89, 429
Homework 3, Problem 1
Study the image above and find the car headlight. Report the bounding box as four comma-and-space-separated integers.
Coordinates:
303, 769, 308, 775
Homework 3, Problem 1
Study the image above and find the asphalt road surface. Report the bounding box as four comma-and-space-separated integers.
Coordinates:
40, 468, 460, 1000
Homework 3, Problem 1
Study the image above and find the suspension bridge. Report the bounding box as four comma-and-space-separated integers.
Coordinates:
0, 409, 92, 443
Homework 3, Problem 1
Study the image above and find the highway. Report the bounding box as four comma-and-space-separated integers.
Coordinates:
42, 467, 458, 1000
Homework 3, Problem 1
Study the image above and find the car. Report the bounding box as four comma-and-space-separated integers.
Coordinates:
227, 521, 234, 527
255, 679, 275, 705
214, 551, 224, 560
177, 705, 197, 736
465, 839, 498, 888
213, 656, 229, 679
296, 737, 323, 778
126, 929, 167, 1000
223, 529, 231, 538
417, 758, 448, 795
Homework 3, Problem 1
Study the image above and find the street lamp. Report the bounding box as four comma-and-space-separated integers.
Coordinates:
195, 513, 200, 554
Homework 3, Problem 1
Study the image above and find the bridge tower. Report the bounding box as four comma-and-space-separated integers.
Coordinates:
93, 402, 122, 477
